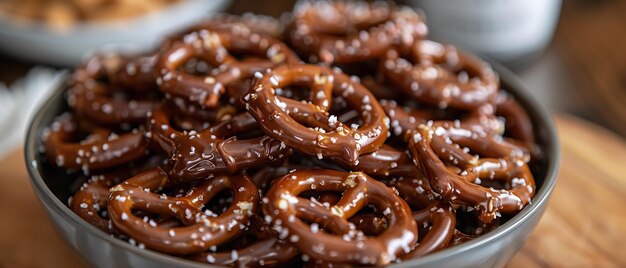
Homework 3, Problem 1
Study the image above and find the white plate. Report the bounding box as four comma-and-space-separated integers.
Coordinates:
0, 0, 230, 66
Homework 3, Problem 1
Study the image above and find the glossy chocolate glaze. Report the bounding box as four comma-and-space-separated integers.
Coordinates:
381, 40, 499, 111
381, 99, 434, 139
149, 103, 290, 181
409, 121, 535, 223
68, 54, 159, 126
334, 144, 418, 178
496, 91, 539, 157
190, 13, 284, 38
245, 64, 388, 164
263, 170, 418, 265
111, 54, 160, 93
43, 113, 147, 171
404, 202, 456, 258
287, 0, 427, 63
70, 173, 123, 233
190, 216, 299, 266
156, 29, 299, 107
390, 177, 456, 258
69, 155, 164, 233
108, 167, 259, 255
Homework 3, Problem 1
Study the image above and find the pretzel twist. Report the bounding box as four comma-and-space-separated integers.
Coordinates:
149, 103, 289, 181
156, 29, 299, 107
287, 0, 427, 63
496, 91, 538, 155
389, 177, 456, 258
191, 13, 284, 38
381, 40, 499, 110
409, 121, 535, 223
108, 167, 259, 255
70, 155, 165, 234
68, 54, 158, 125
190, 215, 299, 266
70, 174, 122, 233
263, 170, 418, 265
43, 113, 147, 171
245, 64, 388, 164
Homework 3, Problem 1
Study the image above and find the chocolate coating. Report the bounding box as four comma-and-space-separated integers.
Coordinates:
287, 0, 427, 63
409, 122, 535, 223
334, 144, 418, 177
381, 40, 498, 110
190, 216, 299, 267
69, 155, 164, 234
263, 170, 418, 265
68, 54, 158, 125
108, 167, 259, 255
43, 113, 147, 171
191, 13, 284, 38
156, 29, 299, 107
245, 64, 388, 164
149, 103, 289, 181
70, 173, 122, 233
496, 91, 539, 156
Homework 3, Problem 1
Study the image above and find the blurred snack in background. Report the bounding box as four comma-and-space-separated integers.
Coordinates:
0, 0, 230, 66
0, 0, 182, 31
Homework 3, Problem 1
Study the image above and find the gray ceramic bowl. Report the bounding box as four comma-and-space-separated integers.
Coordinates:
25, 63, 559, 268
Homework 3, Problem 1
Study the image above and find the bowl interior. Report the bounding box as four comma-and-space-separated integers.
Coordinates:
24, 64, 559, 266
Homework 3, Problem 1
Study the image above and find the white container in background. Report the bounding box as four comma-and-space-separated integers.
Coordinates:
408, 0, 562, 68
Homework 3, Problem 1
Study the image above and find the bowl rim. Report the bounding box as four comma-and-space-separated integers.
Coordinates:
24, 63, 560, 267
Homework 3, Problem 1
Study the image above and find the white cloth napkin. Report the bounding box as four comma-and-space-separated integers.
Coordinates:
0, 68, 66, 159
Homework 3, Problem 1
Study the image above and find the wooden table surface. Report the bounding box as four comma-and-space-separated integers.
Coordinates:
1, 114, 624, 268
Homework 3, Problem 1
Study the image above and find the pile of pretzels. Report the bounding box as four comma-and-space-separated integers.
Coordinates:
42, 1, 539, 266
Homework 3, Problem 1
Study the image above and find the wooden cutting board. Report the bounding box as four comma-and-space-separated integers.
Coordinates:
507, 114, 626, 267
1, 114, 624, 267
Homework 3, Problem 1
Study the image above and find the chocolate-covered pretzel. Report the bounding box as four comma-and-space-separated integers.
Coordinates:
380, 99, 433, 139
43, 113, 147, 171
382, 98, 506, 143
192, 13, 284, 38
406, 202, 456, 258
149, 103, 289, 181
68, 53, 158, 126
168, 96, 239, 127
287, 0, 427, 63
156, 29, 299, 107
409, 122, 535, 223
111, 54, 159, 92
108, 167, 259, 255
246, 64, 388, 164
191, 215, 299, 266
496, 92, 538, 156
333, 145, 417, 177
381, 40, 498, 110
69, 155, 164, 234
388, 175, 435, 209
389, 177, 456, 258
263, 170, 418, 265
70, 173, 123, 233
307, 193, 390, 236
